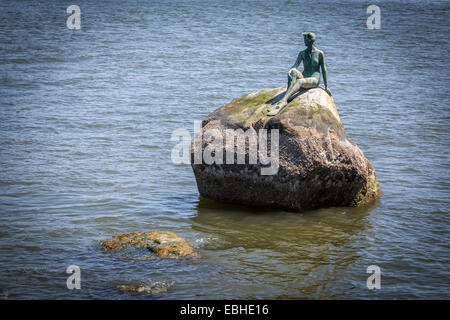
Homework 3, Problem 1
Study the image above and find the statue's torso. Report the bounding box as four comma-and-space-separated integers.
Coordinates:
302, 49, 321, 80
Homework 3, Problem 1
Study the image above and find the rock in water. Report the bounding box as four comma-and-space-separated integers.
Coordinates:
116, 285, 165, 294
101, 231, 197, 259
191, 87, 380, 211
115, 281, 172, 294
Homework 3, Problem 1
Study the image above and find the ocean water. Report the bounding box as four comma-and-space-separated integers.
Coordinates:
0, 0, 449, 299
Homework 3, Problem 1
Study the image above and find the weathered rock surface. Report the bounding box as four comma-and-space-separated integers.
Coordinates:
191, 87, 380, 211
101, 231, 197, 259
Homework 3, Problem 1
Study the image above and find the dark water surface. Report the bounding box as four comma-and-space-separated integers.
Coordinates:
0, 0, 449, 299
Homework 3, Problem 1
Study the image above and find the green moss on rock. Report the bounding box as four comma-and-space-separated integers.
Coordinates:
208, 87, 343, 132
230, 89, 280, 109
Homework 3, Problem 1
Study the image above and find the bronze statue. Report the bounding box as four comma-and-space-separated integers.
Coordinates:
267, 32, 331, 116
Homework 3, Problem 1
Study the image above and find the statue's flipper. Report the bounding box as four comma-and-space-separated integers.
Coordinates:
267, 100, 287, 116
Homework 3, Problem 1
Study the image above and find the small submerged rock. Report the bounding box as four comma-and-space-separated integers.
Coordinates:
116, 284, 166, 294
101, 231, 198, 259
115, 279, 175, 294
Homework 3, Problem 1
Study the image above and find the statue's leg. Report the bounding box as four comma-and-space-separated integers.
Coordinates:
267, 71, 299, 116
284, 77, 318, 101
287, 69, 300, 90
267, 77, 318, 116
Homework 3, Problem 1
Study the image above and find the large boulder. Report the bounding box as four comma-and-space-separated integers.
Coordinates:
190, 87, 380, 211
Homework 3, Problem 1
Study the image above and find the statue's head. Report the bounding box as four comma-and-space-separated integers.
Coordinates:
302, 32, 316, 47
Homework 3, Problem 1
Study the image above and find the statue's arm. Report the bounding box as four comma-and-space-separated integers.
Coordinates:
319, 51, 328, 88
291, 51, 303, 70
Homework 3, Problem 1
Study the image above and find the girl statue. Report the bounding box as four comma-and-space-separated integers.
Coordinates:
267, 32, 331, 116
